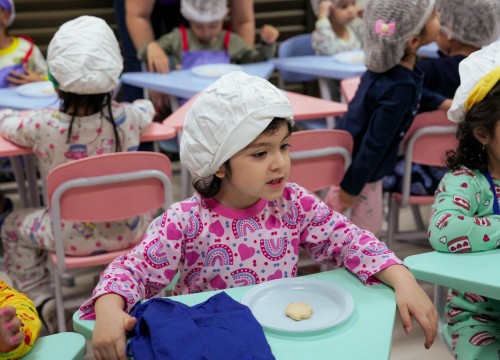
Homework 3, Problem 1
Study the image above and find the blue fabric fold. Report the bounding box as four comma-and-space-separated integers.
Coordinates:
127, 291, 275, 360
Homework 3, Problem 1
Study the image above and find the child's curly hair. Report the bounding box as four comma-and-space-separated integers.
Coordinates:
446, 80, 500, 172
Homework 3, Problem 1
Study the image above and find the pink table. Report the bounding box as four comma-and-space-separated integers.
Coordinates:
163, 91, 348, 198
0, 123, 176, 208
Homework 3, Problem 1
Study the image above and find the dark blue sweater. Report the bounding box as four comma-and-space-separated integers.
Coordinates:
336, 65, 424, 195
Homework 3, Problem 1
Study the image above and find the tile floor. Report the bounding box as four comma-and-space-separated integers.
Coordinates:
0, 163, 454, 359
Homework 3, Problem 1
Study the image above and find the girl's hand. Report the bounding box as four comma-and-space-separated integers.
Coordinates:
338, 189, 358, 211
376, 265, 438, 349
7, 64, 45, 85
93, 294, 137, 360
260, 25, 279, 44
0, 306, 24, 353
147, 42, 169, 74
318, 1, 334, 19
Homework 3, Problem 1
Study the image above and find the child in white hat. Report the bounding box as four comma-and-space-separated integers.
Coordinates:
0, 0, 46, 87
81, 71, 437, 359
0, 16, 156, 333
324, 0, 442, 235
138, 0, 279, 73
429, 40, 500, 359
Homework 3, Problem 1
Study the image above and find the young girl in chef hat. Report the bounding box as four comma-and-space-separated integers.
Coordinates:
0, 15, 155, 333
428, 40, 500, 360
80, 71, 437, 359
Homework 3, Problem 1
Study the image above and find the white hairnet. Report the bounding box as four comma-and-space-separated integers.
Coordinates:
47, 16, 123, 94
437, 0, 500, 48
0, 0, 15, 27
180, 0, 228, 22
310, 0, 344, 16
448, 41, 500, 123
364, 0, 435, 73
180, 72, 294, 178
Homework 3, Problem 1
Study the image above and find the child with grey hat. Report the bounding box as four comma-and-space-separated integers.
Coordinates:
0, 16, 156, 333
384, 0, 500, 200
324, 0, 441, 235
428, 40, 500, 359
81, 71, 437, 359
138, 0, 279, 73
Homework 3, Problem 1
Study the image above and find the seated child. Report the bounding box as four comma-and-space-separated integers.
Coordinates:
428, 41, 500, 359
0, 0, 46, 87
0, 278, 41, 359
0, 16, 155, 333
80, 71, 438, 359
311, 0, 363, 55
310, 0, 363, 101
325, 0, 441, 235
383, 0, 500, 196
138, 0, 279, 73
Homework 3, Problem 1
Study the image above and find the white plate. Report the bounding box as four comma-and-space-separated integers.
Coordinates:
241, 278, 354, 333
16, 81, 55, 97
191, 64, 242, 78
333, 50, 365, 65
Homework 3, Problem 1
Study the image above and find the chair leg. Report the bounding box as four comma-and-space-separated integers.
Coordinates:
54, 274, 67, 333
411, 204, 426, 230
386, 196, 399, 248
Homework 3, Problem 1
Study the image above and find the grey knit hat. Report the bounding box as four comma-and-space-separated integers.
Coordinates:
364, 0, 435, 73
437, 0, 500, 48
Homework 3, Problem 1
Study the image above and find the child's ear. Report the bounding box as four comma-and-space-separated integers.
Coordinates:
215, 168, 226, 179
473, 127, 489, 146
406, 35, 420, 52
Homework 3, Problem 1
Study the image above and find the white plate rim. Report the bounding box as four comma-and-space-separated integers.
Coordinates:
16, 81, 55, 97
241, 277, 355, 333
332, 50, 365, 65
190, 64, 243, 78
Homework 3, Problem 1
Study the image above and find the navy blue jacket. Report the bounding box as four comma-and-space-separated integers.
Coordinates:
417, 53, 465, 112
336, 65, 424, 195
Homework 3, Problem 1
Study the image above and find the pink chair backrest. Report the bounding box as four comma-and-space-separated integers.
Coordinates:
288, 129, 353, 192
340, 76, 360, 103
47, 152, 172, 222
404, 111, 457, 167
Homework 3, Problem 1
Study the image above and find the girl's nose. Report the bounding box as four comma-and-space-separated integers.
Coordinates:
272, 152, 289, 170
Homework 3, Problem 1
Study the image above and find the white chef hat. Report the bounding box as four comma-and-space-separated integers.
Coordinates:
180, 0, 228, 23
47, 16, 123, 94
448, 41, 500, 123
0, 0, 15, 27
180, 71, 294, 178
437, 0, 500, 49
364, 0, 435, 73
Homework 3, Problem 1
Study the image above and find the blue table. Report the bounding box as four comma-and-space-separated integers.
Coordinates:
121, 61, 275, 109
0, 87, 59, 110
22, 332, 86, 360
73, 269, 397, 360
417, 42, 439, 59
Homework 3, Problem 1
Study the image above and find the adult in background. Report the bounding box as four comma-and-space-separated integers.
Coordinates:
114, 0, 255, 102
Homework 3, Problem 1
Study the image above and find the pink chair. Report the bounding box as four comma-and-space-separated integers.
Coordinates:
289, 129, 353, 193
47, 152, 173, 332
288, 129, 353, 272
340, 76, 360, 104
386, 111, 457, 246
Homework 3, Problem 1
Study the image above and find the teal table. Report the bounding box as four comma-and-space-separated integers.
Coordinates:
22, 332, 86, 360
405, 249, 500, 300
73, 269, 396, 360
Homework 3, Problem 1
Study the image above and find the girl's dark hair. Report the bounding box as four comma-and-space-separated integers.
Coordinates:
446, 80, 500, 172
193, 117, 293, 198
58, 91, 121, 152
401, 23, 428, 64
